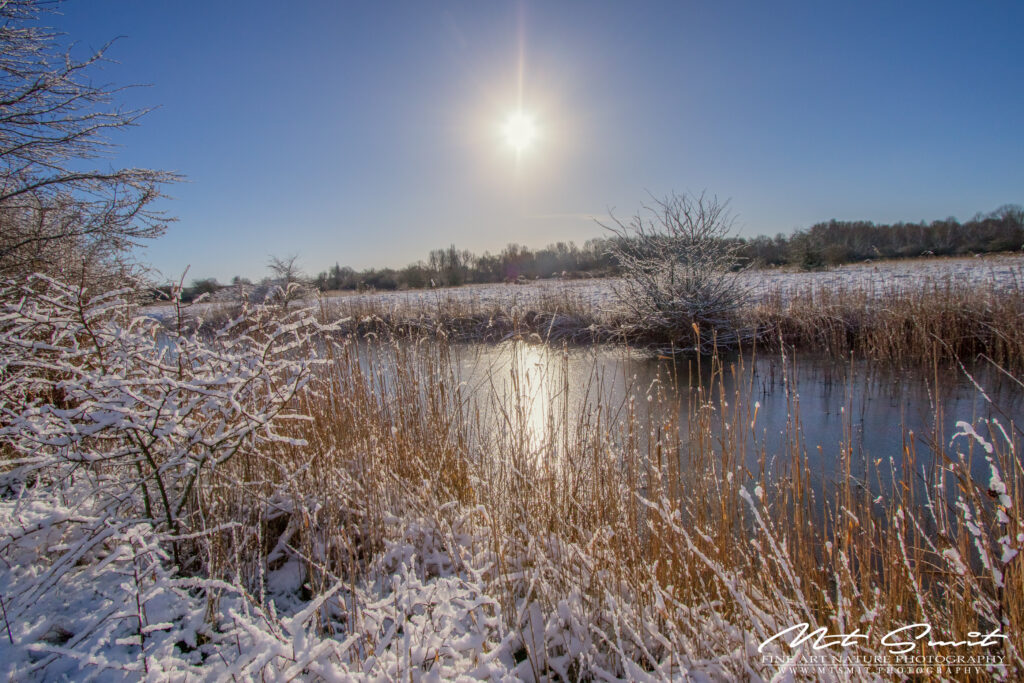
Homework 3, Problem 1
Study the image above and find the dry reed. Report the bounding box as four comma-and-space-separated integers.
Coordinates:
200, 331, 1022, 680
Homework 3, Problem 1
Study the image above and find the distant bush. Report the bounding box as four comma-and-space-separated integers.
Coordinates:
603, 191, 750, 352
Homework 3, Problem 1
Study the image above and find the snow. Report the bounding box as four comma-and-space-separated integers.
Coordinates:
144, 253, 1024, 322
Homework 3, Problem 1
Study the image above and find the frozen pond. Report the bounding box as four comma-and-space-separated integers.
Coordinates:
360, 339, 1024, 502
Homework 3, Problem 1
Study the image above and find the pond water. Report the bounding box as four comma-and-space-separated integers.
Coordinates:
349, 338, 1023, 504
438, 342, 1024, 494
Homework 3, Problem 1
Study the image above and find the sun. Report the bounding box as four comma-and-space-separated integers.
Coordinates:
502, 110, 538, 154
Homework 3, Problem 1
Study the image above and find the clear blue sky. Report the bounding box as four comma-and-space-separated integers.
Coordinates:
54, 1, 1024, 282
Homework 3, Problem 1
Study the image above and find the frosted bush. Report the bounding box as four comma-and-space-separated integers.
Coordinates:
603, 191, 751, 352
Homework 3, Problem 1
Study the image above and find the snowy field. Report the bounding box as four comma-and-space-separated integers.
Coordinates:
146, 254, 1024, 321
328, 253, 1024, 311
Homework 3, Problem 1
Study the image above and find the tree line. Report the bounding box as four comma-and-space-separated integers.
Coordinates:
312, 240, 617, 292
746, 204, 1024, 270
168, 205, 1024, 301
306, 204, 1024, 292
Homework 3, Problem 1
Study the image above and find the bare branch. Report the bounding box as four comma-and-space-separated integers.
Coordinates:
0, 0, 179, 287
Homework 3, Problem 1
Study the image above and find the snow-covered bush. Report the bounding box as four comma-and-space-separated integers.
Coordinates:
0, 275, 328, 542
0, 275, 344, 676
0, 276, 522, 680
604, 191, 750, 352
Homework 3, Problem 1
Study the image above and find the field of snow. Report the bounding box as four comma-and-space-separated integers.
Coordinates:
145, 254, 1024, 322
327, 253, 1024, 311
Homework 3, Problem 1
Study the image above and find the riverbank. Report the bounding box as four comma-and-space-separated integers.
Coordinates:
164, 253, 1024, 370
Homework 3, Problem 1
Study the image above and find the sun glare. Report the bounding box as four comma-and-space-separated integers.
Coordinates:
502, 110, 538, 154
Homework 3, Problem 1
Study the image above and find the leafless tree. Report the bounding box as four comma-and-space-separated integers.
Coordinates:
266, 253, 305, 308
602, 191, 750, 353
0, 0, 179, 286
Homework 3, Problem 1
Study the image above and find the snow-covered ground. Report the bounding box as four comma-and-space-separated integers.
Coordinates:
327, 253, 1024, 311
145, 254, 1024, 321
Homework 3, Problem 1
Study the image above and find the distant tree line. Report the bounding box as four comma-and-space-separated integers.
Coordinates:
306, 204, 1021, 291
312, 239, 617, 292
167, 205, 1023, 301
742, 204, 1024, 270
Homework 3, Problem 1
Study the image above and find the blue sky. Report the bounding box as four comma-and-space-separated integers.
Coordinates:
54, 1, 1024, 282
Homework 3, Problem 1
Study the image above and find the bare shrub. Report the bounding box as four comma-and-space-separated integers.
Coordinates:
0, 275, 334, 560
0, 1, 179, 287
603, 191, 750, 352
265, 254, 306, 308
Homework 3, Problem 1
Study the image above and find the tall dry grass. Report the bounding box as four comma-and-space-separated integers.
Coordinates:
320, 273, 1024, 370
179, 270, 1024, 370
198, 331, 1023, 680
752, 277, 1024, 370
